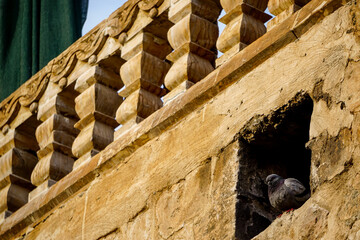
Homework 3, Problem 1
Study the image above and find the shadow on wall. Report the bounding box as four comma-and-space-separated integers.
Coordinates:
235, 92, 313, 240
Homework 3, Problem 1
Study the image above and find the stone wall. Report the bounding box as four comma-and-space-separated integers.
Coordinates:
5, 1, 359, 239
0, 0, 358, 238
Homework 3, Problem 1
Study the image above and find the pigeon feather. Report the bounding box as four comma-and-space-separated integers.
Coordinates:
266, 174, 310, 211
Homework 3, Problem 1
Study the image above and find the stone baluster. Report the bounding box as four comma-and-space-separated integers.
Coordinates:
267, 0, 309, 30
0, 116, 40, 220
115, 21, 172, 139
216, 0, 271, 66
163, 0, 221, 103
72, 64, 123, 168
30, 88, 79, 200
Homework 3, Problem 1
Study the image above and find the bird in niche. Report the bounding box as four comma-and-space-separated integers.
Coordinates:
265, 174, 310, 212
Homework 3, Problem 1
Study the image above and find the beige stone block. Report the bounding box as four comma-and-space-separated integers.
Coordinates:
118, 78, 167, 99
166, 42, 216, 63
0, 184, 29, 213
73, 112, 118, 131
37, 95, 77, 122
164, 53, 214, 90
35, 114, 78, 150
121, 32, 172, 61
74, 83, 122, 121
0, 148, 37, 184
116, 89, 162, 125
31, 152, 73, 187
0, 129, 38, 156
120, 52, 170, 91
74, 66, 123, 93
168, 0, 221, 23
217, 13, 266, 54
167, 14, 218, 50
96, 37, 123, 67
72, 121, 114, 158
36, 133, 76, 159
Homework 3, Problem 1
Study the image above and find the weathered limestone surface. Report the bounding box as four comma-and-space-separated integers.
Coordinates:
254, 3, 360, 239
4, 1, 359, 239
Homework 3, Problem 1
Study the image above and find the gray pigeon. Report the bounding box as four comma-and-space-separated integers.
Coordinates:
265, 174, 310, 211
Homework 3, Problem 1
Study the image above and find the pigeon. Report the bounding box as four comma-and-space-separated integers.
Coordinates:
265, 174, 310, 212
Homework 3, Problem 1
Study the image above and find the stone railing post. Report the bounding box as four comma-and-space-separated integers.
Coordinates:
72, 63, 123, 168
0, 114, 40, 220
216, 0, 271, 66
115, 12, 172, 139
29, 83, 79, 200
163, 0, 221, 103
267, 0, 309, 30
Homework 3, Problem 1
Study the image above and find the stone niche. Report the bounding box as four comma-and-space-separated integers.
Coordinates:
235, 92, 313, 240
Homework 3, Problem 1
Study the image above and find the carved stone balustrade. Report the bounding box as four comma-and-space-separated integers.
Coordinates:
0, 114, 40, 221
72, 65, 123, 168
115, 9, 172, 139
267, 0, 309, 30
29, 82, 79, 200
216, 0, 271, 66
163, 0, 221, 103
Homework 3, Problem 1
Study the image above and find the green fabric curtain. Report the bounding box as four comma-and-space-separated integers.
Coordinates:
0, 0, 88, 101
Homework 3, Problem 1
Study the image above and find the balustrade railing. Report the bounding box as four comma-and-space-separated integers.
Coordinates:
0, 109, 40, 221
163, 0, 221, 103
0, 0, 314, 220
115, 8, 172, 138
217, 0, 271, 66
29, 82, 79, 200
72, 65, 122, 168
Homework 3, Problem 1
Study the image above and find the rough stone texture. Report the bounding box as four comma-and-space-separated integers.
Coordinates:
16, 140, 240, 240
0, 0, 359, 239
254, 2, 360, 239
